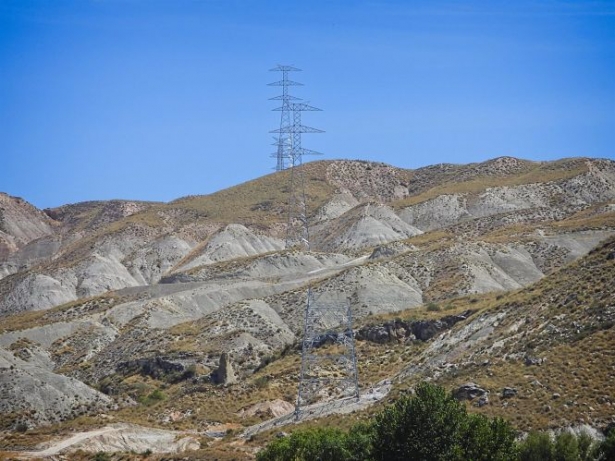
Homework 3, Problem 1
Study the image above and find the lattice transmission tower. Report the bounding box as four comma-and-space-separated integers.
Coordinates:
271, 102, 323, 249
268, 65, 303, 171
295, 291, 360, 419
268, 66, 360, 420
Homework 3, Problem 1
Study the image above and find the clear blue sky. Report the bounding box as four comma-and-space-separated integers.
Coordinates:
1, 0, 614, 209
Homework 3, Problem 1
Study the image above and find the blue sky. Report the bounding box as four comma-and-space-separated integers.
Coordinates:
1, 0, 614, 209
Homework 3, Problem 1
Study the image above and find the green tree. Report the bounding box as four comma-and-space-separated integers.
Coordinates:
593, 428, 615, 461
257, 383, 518, 461
461, 415, 517, 461
345, 422, 375, 461
554, 432, 580, 461
518, 431, 554, 461
372, 382, 468, 460
577, 431, 596, 461
256, 427, 355, 461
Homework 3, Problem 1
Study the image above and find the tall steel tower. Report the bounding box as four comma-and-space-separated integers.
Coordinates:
268, 65, 359, 420
295, 291, 360, 419
268, 65, 302, 171
271, 102, 323, 249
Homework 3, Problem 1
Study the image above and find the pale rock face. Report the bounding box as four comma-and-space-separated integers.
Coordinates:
463, 245, 544, 293
0, 193, 55, 249
0, 235, 63, 280
314, 192, 359, 222
76, 253, 141, 298
399, 160, 615, 233
316, 203, 422, 252
178, 224, 285, 271
0, 273, 76, 314
399, 195, 470, 231
313, 264, 423, 321
61, 424, 200, 454
124, 235, 193, 284
0, 194, 57, 276
238, 252, 351, 280
0, 346, 112, 426
0, 252, 142, 315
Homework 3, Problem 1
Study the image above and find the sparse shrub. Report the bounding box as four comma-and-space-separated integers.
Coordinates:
254, 375, 270, 389
426, 302, 441, 312
93, 452, 111, 461
138, 388, 166, 406
14, 421, 28, 433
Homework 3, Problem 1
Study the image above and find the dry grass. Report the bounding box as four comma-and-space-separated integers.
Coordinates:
393, 235, 615, 431
423, 327, 615, 432
150, 161, 334, 228
394, 160, 588, 208
0, 294, 120, 334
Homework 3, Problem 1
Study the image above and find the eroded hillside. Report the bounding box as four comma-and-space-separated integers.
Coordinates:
0, 156, 614, 458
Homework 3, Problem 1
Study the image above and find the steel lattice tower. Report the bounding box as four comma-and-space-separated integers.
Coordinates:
295, 291, 360, 419
268, 65, 302, 171
268, 65, 359, 420
271, 102, 323, 249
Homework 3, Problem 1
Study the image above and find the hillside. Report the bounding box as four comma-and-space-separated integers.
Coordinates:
0, 156, 614, 458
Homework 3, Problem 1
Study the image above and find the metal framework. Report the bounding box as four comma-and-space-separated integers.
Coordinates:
295, 291, 360, 418
268, 65, 360, 420
271, 102, 323, 248
268, 65, 302, 171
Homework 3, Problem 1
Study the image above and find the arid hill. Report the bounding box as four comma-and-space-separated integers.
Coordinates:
0, 156, 614, 458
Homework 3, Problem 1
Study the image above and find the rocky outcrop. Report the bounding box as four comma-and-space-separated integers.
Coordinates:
116, 357, 186, 380
239, 399, 295, 419
211, 352, 237, 385
453, 383, 488, 401
502, 387, 517, 398
355, 310, 476, 344
325, 160, 411, 202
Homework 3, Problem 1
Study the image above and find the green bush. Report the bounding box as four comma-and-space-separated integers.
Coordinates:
518, 431, 554, 461
577, 431, 595, 461
93, 452, 111, 461
554, 432, 580, 461
372, 382, 516, 461
593, 428, 615, 460
256, 427, 361, 461
372, 382, 466, 460
461, 414, 517, 461
256, 383, 615, 461
138, 388, 166, 406
258, 383, 517, 461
